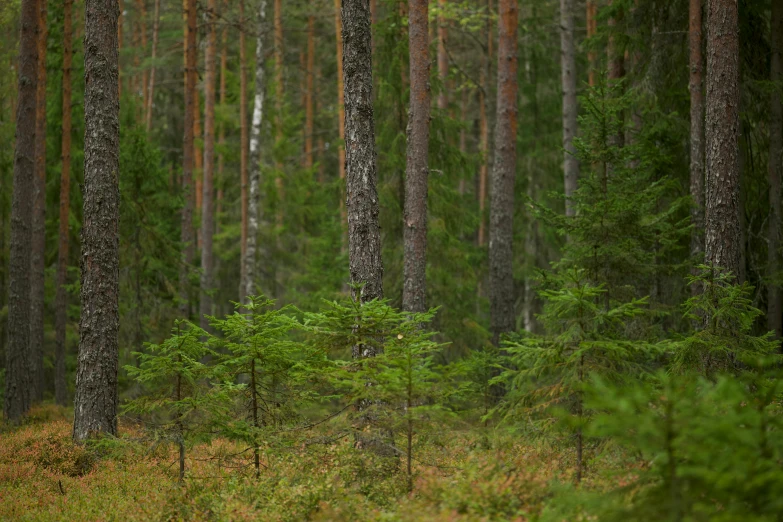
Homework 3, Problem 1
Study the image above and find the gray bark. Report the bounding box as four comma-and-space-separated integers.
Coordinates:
402, 0, 431, 313
6, 0, 40, 422
560, 0, 578, 218
689, 0, 705, 269
200, 0, 217, 329
489, 0, 518, 343
768, 0, 782, 338
704, 0, 741, 279
73, 0, 120, 442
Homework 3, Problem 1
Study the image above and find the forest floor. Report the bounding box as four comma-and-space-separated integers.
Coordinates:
0, 405, 634, 521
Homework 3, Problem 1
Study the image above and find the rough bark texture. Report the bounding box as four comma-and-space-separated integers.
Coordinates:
343, 0, 384, 354
560, 0, 578, 218
55, 0, 73, 407
436, 0, 448, 110
305, 15, 315, 169
30, 0, 48, 403
145, 0, 160, 131
477, 0, 491, 247
239, 0, 249, 301
489, 0, 518, 344
704, 0, 741, 279
180, 0, 197, 316
335, 0, 347, 233
768, 0, 782, 337
586, 0, 596, 87
243, 0, 267, 303
6, 0, 39, 422
402, 0, 431, 313
200, 0, 217, 330
689, 0, 705, 268
73, 0, 120, 442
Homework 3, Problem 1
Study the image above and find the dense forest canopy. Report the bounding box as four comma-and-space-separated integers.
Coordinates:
2, 0, 783, 520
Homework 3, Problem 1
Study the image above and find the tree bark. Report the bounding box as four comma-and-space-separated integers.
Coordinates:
180, 0, 197, 316
436, 0, 448, 110
200, 0, 217, 329
343, 0, 384, 351
586, 0, 596, 87
704, 0, 741, 279
402, 0, 431, 313
689, 0, 705, 270
477, 0, 491, 247
273, 0, 283, 224
489, 0, 518, 343
30, 0, 48, 403
136, 0, 148, 115
55, 0, 74, 407
73, 0, 120, 442
239, 0, 249, 301
244, 0, 267, 303
6, 0, 40, 422
560, 0, 578, 218
607, 0, 624, 152
335, 0, 347, 236
768, 0, 782, 337
304, 14, 315, 169
145, 0, 160, 131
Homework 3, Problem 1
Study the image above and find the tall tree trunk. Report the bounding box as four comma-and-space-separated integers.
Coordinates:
273, 0, 283, 224
118, 0, 123, 98
55, 0, 74, 407
403, 0, 431, 313
768, 0, 782, 338
586, 0, 596, 87
477, 0, 491, 247
304, 15, 315, 169
704, 0, 741, 279
200, 0, 217, 329
334, 0, 347, 235
689, 0, 705, 283
180, 0, 197, 316
343, 0, 384, 355
6, 0, 40, 422
239, 0, 249, 301
136, 0, 148, 115
30, 0, 48, 404
195, 88, 203, 239
607, 0, 624, 151
436, 0, 448, 110
145, 0, 160, 131
244, 0, 267, 303
560, 0, 578, 218
73, 0, 120, 442
489, 0, 518, 344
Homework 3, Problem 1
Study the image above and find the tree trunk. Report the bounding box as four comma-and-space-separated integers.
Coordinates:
30, 0, 48, 404
343, 0, 384, 353
304, 15, 315, 169
436, 0, 448, 110
477, 0, 491, 247
55, 0, 74, 407
689, 0, 705, 271
704, 0, 741, 279
145, 0, 160, 131
489, 0, 518, 343
239, 0, 249, 301
180, 0, 197, 316
560, 0, 578, 218
334, 0, 347, 236
607, 0, 624, 152
136, 0, 148, 116
6, 0, 40, 422
402, 0, 431, 313
118, 0, 123, 97
195, 88, 203, 242
586, 0, 596, 87
768, 0, 782, 338
73, 0, 120, 442
273, 0, 283, 224
244, 0, 267, 303
200, 0, 217, 329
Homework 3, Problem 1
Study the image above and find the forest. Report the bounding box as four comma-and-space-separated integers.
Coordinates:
2, 0, 783, 519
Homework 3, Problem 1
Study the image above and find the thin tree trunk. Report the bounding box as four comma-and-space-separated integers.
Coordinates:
437, 0, 448, 110
334, 0, 347, 236
30, 0, 48, 404
458, 88, 467, 195
240, 0, 249, 301
180, 0, 197, 317
607, 0, 624, 151
6, 0, 40, 423
215, 0, 227, 305
560, 0, 578, 218
200, 0, 217, 329
118, 0, 123, 98
343, 0, 384, 356
402, 0, 431, 314
477, 0, 491, 247
273, 0, 283, 224
145, 0, 160, 131
304, 15, 315, 169
586, 0, 596, 87
136, 0, 148, 115
689, 0, 705, 289
704, 0, 741, 279
73, 0, 120, 442
489, 0, 518, 344
195, 88, 203, 238
769, 0, 782, 338
55, 0, 74, 407
244, 0, 267, 303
